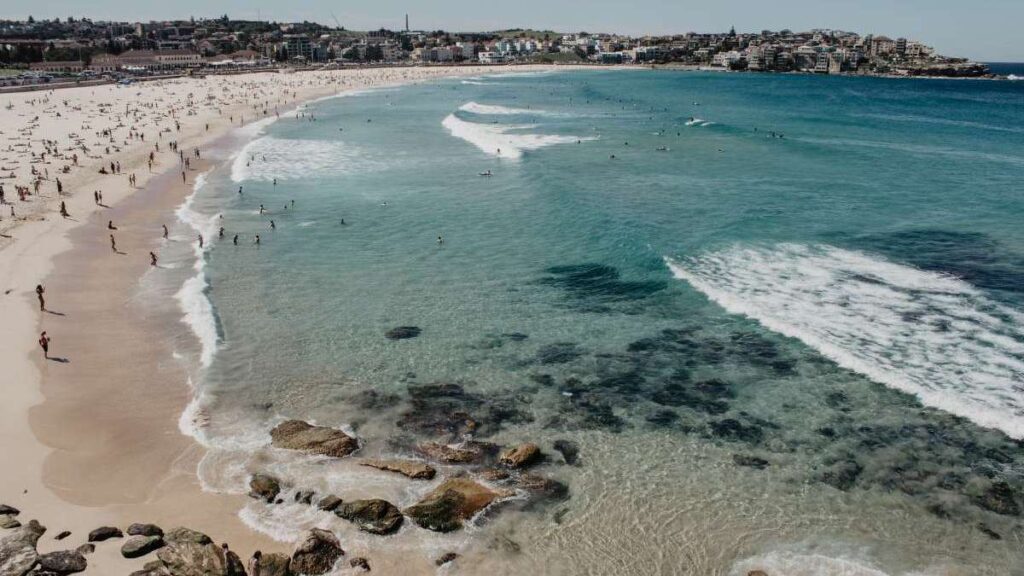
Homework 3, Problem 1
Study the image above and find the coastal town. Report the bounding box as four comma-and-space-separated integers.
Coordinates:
1, 15, 995, 88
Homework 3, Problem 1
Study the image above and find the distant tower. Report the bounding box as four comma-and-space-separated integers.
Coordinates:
405, 14, 409, 32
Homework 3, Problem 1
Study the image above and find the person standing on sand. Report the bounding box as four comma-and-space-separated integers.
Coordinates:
108, 220, 117, 230
150, 252, 158, 266
38, 331, 50, 359
60, 201, 69, 219
110, 234, 117, 253
163, 224, 169, 239
36, 284, 45, 311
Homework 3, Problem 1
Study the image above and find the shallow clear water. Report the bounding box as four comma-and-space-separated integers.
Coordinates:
173, 69, 1024, 574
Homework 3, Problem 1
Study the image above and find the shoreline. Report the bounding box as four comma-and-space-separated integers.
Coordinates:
0, 64, 578, 573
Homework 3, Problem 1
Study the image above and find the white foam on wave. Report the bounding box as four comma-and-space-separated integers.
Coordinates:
459, 101, 560, 116
667, 243, 1024, 438
442, 114, 592, 160
1008, 74, 1022, 81
730, 550, 893, 576
685, 118, 713, 127
230, 136, 375, 182
173, 171, 221, 370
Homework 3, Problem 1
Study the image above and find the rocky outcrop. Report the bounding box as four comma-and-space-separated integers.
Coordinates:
154, 527, 243, 576
335, 499, 403, 535
360, 459, 436, 480
0, 520, 45, 576
127, 524, 164, 538
405, 478, 508, 532
385, 326, 421, 340
270, 420, 359, 458
0, 506, 19, 516
129, 560, 172, 576
248, 474, 282, 502
499, 443, 541, 468
37, 550, 87, 574
258, 553, 291, 576
121, 535, 165, 559
87, 526, 123, 542
290, 528, 343, 576
316, 495, 343, 512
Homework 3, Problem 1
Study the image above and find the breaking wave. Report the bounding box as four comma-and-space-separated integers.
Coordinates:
231, 136, 376, 182
667, 243, 1024, 438
442, 114, 593, 160
459, 101, 560, 116
173, 171, 221, 370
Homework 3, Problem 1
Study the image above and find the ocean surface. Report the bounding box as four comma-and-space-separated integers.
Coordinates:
167, 69, 1024, 574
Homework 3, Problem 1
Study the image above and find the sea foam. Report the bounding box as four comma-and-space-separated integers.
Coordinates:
173, 171, 221, 370
667, 243, 1024, 439
459, 101, 560, 116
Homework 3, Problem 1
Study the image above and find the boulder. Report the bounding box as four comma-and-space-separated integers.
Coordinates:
248, 474, 281, 502
359, 459, 436, 480
349, 557, 370, 571
270, 420, 359, 458
385, 326, 421, 340
405, 478, 508, 532
130, 560, 172, 576
499, 443, 541, 468
155, 527, 243, 576
37, 550, 87, 574
290, 528, 343, 576
0, 520, 46, 576
479, 469, 511, 482
0, 516, 21, 530
127, 524, 164, 538
435, 552, 458, 566
121, 535, 165, 559
0, 506, 19, 516
87, 526, 123, 542
55, 531, 71, 541
316, 495, 343, 512
258, 553, 291, 576
335, 500, 403, 535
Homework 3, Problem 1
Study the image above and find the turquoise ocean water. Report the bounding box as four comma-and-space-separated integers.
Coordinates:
170, 69, 1024, 574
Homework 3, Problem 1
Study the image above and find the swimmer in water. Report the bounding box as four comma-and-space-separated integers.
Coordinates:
259, 204, 265, 214
270, 220, 275, 230
233, 234, 238, 245
437, 235, 443, 244
162, 224, 169, 239
254, 234, 260, 245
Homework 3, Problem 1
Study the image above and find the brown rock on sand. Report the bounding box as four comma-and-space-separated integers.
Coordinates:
359, 459, 436, 480
270, 420, 359, 458
290, 528, 343, 575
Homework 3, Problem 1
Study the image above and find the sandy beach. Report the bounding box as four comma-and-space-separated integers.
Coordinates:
0, 64, 579, 574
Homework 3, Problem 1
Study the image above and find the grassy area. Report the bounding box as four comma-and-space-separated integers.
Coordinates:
0, 69, 22, 77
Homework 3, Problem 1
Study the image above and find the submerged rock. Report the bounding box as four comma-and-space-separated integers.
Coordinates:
405, 478, 508, 532
270, 420, 359, 458
360, 459, 436, 480
349, 557, 370, 571
37, 550, 87, 574
416, 441, 491, 464
290, 528, 344, 575
248, 474, 282, 503
435, 552, 458, 566
974, 481, 1021, 516
335, 499, 403, 535
0, 520, 46, 576
121, 535, 165, 559
732, 454, 770, 470
87, 526, 123, 542
552, 440, 580, 465
499, 443, 542, 468
294, 491, 315, 505
515, 474, 570, 503
385, 326, 421, 340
